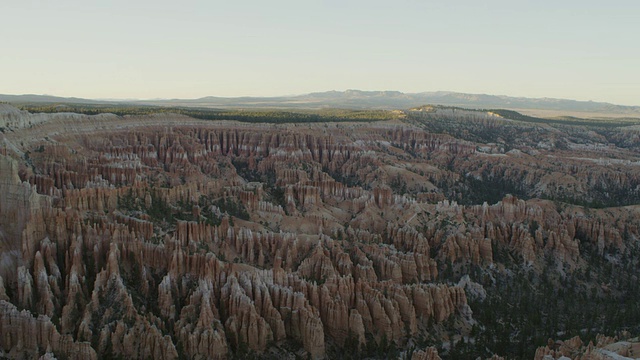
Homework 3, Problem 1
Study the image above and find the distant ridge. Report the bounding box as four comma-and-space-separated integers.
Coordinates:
2, 90, 639, 116
0, 94, 113, 104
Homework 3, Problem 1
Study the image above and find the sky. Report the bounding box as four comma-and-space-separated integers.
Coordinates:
2, 0, 639, 105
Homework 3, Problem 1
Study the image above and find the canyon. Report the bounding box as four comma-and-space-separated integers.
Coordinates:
0, 103, 639, 359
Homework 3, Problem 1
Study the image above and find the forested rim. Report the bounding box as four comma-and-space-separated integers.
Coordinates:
11, 102, 399, 123
407, 105, 640, 128
10, 101, 640, 127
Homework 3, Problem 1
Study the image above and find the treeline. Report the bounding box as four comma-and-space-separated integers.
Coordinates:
408, 105, 640, 128
13, 103, 397, 123
486, 109, 640, 128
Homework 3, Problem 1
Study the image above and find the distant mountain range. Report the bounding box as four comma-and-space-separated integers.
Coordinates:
2, 90, 639, 117
0, 94, 106, 104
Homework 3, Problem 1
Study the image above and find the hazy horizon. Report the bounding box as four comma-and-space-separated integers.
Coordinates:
3, 0, 639, 106
3, 89, 640, 108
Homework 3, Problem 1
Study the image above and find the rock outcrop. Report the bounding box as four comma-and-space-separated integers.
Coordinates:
534, 334, 640, 360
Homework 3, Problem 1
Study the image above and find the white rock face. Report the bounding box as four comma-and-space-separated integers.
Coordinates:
0, 104, 42, 129
457, 275, 487, 302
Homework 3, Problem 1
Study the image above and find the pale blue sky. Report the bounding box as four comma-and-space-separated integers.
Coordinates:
2, 0, 639, 105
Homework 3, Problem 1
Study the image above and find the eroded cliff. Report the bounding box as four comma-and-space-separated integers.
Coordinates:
0, 105, 638, 359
